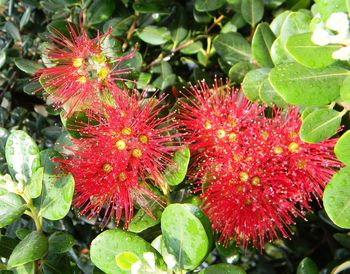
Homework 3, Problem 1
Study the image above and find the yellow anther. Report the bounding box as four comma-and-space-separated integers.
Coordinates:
239, 172, 249, 182
97, 67, 109, 80
262, 131, 269, 139
297, 160, 307, 169
233, 154, 242, 162
102, 163, 113, 173
73, 58, 83, 68
273, 146, 283, 155
288, 142, 299, 153
228, 118, 236, 127
251, 176, 261, 186
204, 121, 212, 129
121, 127, 132, 136
245, 199, 252, 206
138, 134, 149, 144
92, 54, 107, 64
228, 132, 237, 141
216, 129, 226, 139
131, 148, 142, 158
77, 76, 87, 83
118, 172, 127, 182
289, 131, 298, 138
115, 140, 127, 151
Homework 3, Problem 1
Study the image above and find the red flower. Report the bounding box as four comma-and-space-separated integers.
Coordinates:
36, 22, 134, 115
178, 80, 341, 249
60, 91, 181, 227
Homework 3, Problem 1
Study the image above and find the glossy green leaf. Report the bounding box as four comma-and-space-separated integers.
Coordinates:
14, 59, 43, 75
161, 203, 213, 270
103, 16, 135, 37
39, 150, 74, 221
270, 36, 292, 65
13, 262, 35, 274
296, 257, 318, 274
164, 146, 190, 186
5, 130, 40, 183
315, 0, 347, 21
41, 254, 73, 274
269, 63, 349, 106
333, 233, 350, 249
170, 5, 188, 47
213, 32, 251, 65
279, 11, 311, 44
0, 236, 19, 258
241, 0, 264, 27
300, 109, 343, 143
48, 232, 75, 254
324, 166, 350, 228
25, 167, 43, 199
335, 130, 350, 165
115, 252, 140, 271
128, 203, 162, 233
259, 79, 286, 107
229, 61, 255, 83
242, 68, 270, 101
87, 0, 116, 25
90, 229, 165, 274
252, 22, 276, 67
138, 26, 171, 45
270, 10, 291, 36
15, 228, 30, 240
8, 231, 48, 268
180, 41, 203, 55
0, 193, 25, 228
285, 33, 339, 68
194, 0, 226, 11
340, 76, 350, 104
200, 263, 246, 274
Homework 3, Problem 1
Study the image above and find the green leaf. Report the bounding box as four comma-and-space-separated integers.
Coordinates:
194, 0, 226, 11
269, 63, 349, 106
90, 229, 165, 274
333, 233, 350, 249
25, 167, 43, 199
103, 16, 135, 37
161, 203, 213, 270
0, 236, 19, 258
297, 257, 318, 274
5, 22, 20, 41
13, 262, 35, 274
252, 23, 276, 67
5, 130, 40, 183
170, 5, 188, 47
132, 0, 172, 14
41, 254, 73, 274
16, 228, 30, 240
213, 32, 251, 65
270, 10, 291, 36
39, 150, 74, 221
200, 263, 246, 274
241, 0, 264, 27
138, 26, 171, 45
315, 0, 347, 21
8, 231, 48, 268
180, 41, 203, 55
0, 193, 26, 228
270, 36, 292, 65
285, 33, 339, 68
87, 0, 116, 25
229, 62, 256, 84
115, 252, 140, 271
335, 130, 350, 165
48, 232, 75, 254
242, 68, 270, 101
259, 79, 286, 108
340, 76, 350, 104
128, 203, 162, 233
279, 11, 311, 44
14, 59, 43, 75
164, 146, 190, 186
324, 166, 350, 228
300, 109, 343, 143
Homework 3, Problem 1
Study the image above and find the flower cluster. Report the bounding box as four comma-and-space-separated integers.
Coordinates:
179, 80, 341, 249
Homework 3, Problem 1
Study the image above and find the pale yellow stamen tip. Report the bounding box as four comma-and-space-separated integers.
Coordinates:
262, 131, 269, 139
98, 67, 109, 80
288, 142, 299, 153
138, 135, 149, 144
251, 176, 261, 186
77, 76, 87, 84
273, 146, 283, 155
245, 199, 252, 206
118, 172, 127, 182
73, 58, 83, 68
131, 148, 142, 158
297, 160, 307, 169
204, 121, 212, 129
216, 129, 226, 139
228, 132, 237, 141
115, 140, 127, 151
239, 172, 249, 182
102, 163, 113, 173
121, 127, 132, 136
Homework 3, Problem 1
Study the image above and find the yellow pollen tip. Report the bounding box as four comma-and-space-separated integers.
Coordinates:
262, 131, 269, 139
121, 127, 132, 136
228, 132, 237, 141
273, 146, 283, 155
102, 163, 113, 173
245, 199, 252, 206
131, 148, 142, 158
228, 119, 236, 127
115, 140, 127, 151
118, 172, 127, 182
288, 142, 299, 153
98, 67, 109, 80
92, 54, 107, 64
289, 131, 298, 138
77, 76, 87, 84
239, 172, 249, 182
73, 58, 83, 68
216, 129, 226, 139
204, 121, 212, 129
297, 160, 307, 169
138, 135, 149, 144
251, 176, 261, 186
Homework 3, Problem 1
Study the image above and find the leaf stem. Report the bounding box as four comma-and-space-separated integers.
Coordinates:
21, 193, 43, 233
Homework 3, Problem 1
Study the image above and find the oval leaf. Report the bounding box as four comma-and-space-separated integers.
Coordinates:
297, 257, 318, 274
242, 68, 271, 101
241, 0, 264, 27
194, 0, 226, 12
164, 146, 190, 186
252, 22, 276, 67
138, 26, 171, 45
48, 232, 75, 254
0, 193, 26, 228
200, 263, 246, 274
335, 130, 350, 165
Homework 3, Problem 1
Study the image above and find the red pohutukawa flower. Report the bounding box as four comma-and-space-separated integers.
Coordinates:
36, 22, 134, 115
60, 91, 180, 227
178, 80, 341, 249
